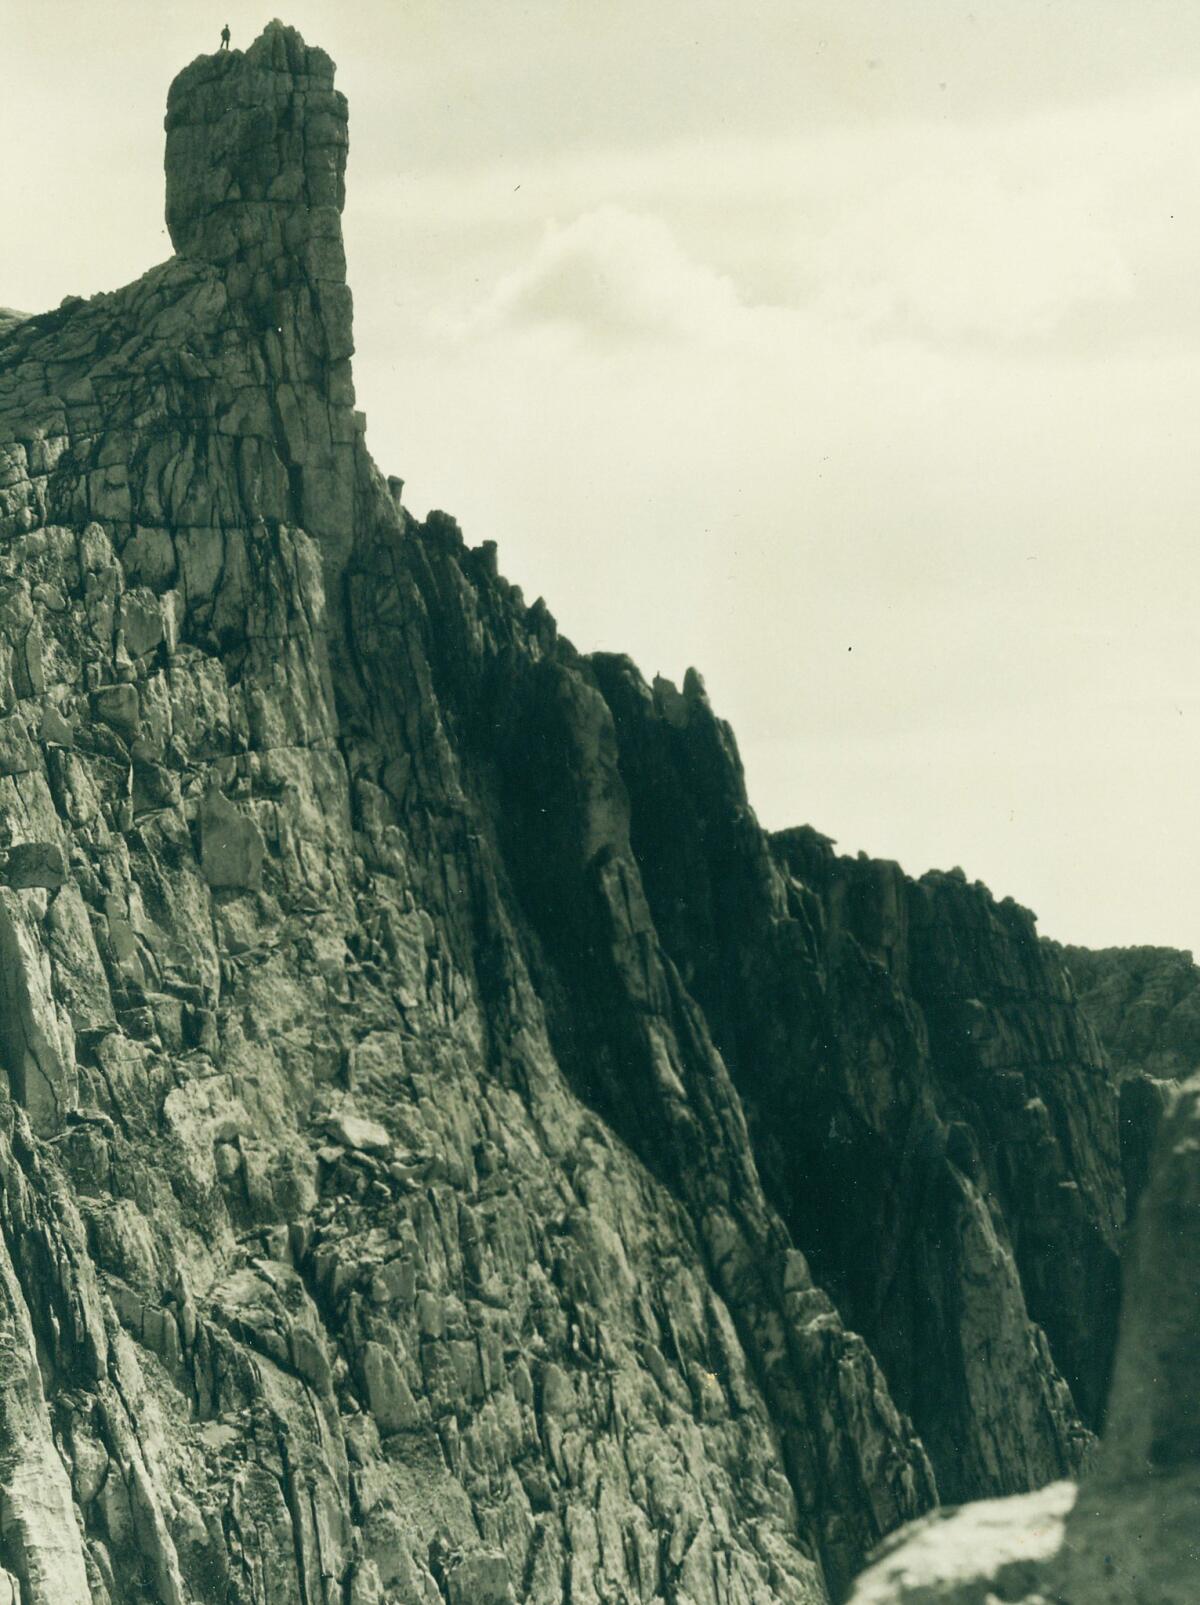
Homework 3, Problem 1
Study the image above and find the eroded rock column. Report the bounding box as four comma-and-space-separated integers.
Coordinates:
164, 23, 359, 568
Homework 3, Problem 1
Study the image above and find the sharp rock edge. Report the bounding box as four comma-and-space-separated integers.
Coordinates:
0, 21, 1145, 1605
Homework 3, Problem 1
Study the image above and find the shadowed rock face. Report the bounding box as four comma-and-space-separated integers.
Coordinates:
590, 662, 1123, 1482
0, 21, 1130, 1605
844, 1076, 1200, 1604
1054, 1072, 1200, 1604
1049, 941, 1200, 1218
1052, 942, 1200, 1083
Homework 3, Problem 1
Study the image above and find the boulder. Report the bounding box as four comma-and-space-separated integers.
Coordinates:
324, 1112, 391, 1154
846, 1482, 1073, 1604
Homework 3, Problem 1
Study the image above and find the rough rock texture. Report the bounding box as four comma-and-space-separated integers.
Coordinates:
1052, 942, 1200, 1083
0, 23, 1132, 1605
590, 665, 1122, 1478
843, 1075, 1200, 1604
1115, 1071, 1177, 1221
1048, 942, 1199, 1220
1053, 1071, 1200, 1603
845, 1481, 1074, 1605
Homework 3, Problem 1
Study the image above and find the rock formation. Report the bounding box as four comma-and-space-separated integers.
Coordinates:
1050, 942, 1200, 1217
1054, 1072, 1200, 1602
845, 1074, 1200, 1604
591, 672, 1123, 1469
0, 23, 1136, 1604
1053, 941, 1200, 1083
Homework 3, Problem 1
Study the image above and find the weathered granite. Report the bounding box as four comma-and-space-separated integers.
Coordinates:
846, 1481, 1074, 1605
1053, 941, 1200, 1083
842, 1073, 1200, 1604
0, 20, 1137, 1605
590, 661, 1122, 1487
0, 23, 929, 1604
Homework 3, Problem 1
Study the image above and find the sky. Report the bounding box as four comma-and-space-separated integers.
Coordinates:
2, 0, 1198, 953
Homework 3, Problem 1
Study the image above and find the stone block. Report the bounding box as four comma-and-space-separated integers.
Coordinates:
2, 842, 66, 890
200, 788, 265, 890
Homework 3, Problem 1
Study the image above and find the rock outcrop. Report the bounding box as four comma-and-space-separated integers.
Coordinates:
1054, 1072, 1200, 1603
1053, 941, 1200, 1082
591, 664, 1122, 1471
0, 23, 1133, 1605
844, 1074, 1200, 1604
1050, 942, 1200, 1217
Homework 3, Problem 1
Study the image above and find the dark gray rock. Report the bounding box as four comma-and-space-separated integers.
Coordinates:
1053, 941, 1200, 1083
1054, 1073, 1200, 1603
590, 657, 1122, 1481
2, 841, 66, 889
1117, 1070, 1176, 1216
845, 1075, 1200, 1604
199, 787, 265, 890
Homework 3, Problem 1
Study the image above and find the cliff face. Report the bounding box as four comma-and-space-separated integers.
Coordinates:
589, 668, 1122, 1476
1048, 943, 1200, 1213
1054, 1071, 1200, 1604
1053, 943, 1200, 1083
0, 25, 1127, 1605
846, 1072, 1200, 1605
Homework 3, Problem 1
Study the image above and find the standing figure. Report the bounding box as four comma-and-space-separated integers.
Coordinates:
220, 23, 231, 51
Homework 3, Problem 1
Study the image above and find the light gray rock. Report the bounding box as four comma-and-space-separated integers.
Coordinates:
360, 1340, 419, 1433
846, 1482, 1074, 1604
324, 1112, 391, 1154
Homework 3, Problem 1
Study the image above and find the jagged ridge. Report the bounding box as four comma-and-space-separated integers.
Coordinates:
1052, 941, 1200, 1083
0, 23, 1127, 1605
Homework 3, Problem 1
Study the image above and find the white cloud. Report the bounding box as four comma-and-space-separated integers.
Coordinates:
451, 205, 744, 344
805, 156, 1135, 342
371, 78, 1200, 355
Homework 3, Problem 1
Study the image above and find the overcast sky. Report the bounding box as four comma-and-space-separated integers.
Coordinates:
3, 1, 1199, 953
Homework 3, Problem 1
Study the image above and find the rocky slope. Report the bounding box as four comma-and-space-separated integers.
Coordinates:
1052, 941, 1200, 1082
0, 24, 1129, 1605
591, 678, 1122, 1468
1047, 942, 1200, 1214
846, 1072, 1200, 1605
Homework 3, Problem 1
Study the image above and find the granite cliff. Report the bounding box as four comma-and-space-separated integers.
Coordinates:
1052, 942, 1200, 1084
0, 24, 1133, 1605
846, 1071, 1200, 1605
1048, 942, 1200, 1217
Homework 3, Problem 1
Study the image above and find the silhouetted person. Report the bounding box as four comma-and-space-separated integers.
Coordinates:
220, 24, 231, 51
